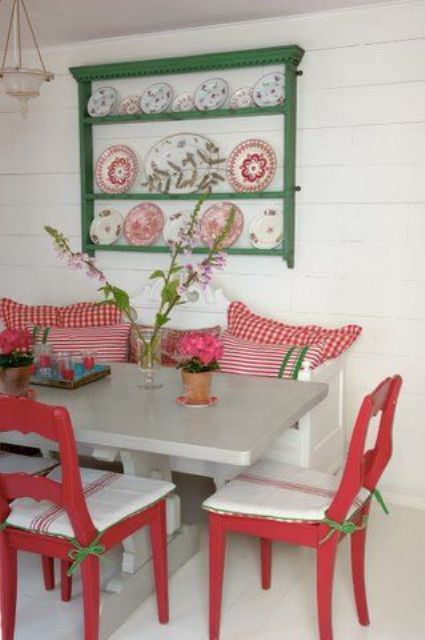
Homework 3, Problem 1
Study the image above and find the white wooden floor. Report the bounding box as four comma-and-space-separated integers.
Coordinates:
12, 504, 425, 639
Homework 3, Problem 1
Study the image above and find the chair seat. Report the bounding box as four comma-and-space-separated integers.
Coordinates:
6, 467, 175, 538
203, 459, 370, 523
0, 452, 58, 476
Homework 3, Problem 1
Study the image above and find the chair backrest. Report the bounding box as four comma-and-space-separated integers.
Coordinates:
327, 375, 402, 523
0, 396, 96, 544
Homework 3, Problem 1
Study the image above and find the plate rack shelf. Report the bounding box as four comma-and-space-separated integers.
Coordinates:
70, 45, 304, 266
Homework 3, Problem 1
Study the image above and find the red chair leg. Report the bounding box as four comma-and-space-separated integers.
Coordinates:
0, 534, 18, 640
42, 556, 55, 590
81, 555, 100, 640
150, 501, 169, 624
61, 560, 73, 602
316, 536, 339, 640
260, 538, 272, 590
351, 525, 370, 626
209, 513, 227, 640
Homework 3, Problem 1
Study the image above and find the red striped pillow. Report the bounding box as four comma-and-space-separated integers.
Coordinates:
60, 302, 121, 327
1, 298, 60, 330
34, 324, 130, 363
227, 302, 362, 361
219, 332, 324, 379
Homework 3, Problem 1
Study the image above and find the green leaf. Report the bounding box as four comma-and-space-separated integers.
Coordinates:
161, 279, 180, 304
149, 269, 166, 280
155, 313, 170, 328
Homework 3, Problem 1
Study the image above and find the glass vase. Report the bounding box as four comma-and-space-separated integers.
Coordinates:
137, 329, 162, 389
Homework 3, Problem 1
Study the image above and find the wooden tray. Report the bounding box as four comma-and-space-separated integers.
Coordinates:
31, 365, 111, 390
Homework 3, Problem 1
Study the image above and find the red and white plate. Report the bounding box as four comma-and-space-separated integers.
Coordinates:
95, 145, 138, 194
90, 209, 123, 245
226, 139, 276, 193
249, 208, 283, 249
123, 203, 164, 246
200, 202, 244, 248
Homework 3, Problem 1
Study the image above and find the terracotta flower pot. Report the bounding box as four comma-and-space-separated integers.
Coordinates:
181, 370, 212, 405
0, 365, 32, 396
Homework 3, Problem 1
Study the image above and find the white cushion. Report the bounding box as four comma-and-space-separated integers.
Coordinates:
203, 459, 370, 522
6, 467, 175, 538
0, 452, 58, 476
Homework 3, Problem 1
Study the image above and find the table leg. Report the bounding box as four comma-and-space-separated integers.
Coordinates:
97, 449, 200, 639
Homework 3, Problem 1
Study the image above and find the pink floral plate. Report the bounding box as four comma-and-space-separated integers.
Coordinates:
176, 395, 218, 408
226, 139, 277, 193
95, 145, 138, 194
123, 203, 164, 246
200, 202, 244, 249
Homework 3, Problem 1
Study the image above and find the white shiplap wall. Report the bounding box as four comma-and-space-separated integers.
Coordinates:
0, 0, 424, 505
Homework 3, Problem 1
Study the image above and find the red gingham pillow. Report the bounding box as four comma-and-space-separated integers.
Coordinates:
129, 324, 222, 366
227, 302, 362, 361
34, 324, 130, 362
219, 332, 324, 379
60, 302, 121, 328
1, 298, 60, 330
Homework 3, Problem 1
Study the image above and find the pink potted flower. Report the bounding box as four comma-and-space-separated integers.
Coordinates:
177, 332, 223, 405
0, 328, 35, 395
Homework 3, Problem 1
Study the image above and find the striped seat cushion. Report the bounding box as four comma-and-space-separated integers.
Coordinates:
0, 452, 58, 476
227, 301, 362, 361
203, 459, 369, 523
33, 324, 130, 362
6, 467, 175, 539
218, 331, 324, 379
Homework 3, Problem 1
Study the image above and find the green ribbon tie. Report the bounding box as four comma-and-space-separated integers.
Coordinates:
320, 515, 369, 545
371, 488, 389, 515
67, 534, 105, 576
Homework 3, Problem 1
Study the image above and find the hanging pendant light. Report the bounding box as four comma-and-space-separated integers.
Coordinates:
0, 0, 54, 117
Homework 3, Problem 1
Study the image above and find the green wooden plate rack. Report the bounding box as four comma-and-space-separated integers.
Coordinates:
70, 44, 304, 267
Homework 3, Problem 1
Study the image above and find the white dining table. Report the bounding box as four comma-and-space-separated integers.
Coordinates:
1, 364, 328, 638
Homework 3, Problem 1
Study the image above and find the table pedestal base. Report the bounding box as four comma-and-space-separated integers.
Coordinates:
100, 523, 200, 639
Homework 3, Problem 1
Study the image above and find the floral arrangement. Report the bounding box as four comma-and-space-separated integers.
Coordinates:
177, 332, 224, 373
44, 196, 234, 354
0, 328, 34, 369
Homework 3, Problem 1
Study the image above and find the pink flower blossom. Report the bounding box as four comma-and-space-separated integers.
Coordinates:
178, 332, 223, 370
0, 329, 33, 356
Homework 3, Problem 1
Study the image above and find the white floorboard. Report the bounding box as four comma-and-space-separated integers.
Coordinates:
10, 504, 425, 639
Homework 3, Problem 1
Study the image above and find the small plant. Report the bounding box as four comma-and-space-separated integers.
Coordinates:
177, 332, 224, 373
0, 328, 34, 369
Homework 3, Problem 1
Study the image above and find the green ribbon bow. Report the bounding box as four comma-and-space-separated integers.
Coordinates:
319, 515, 369, 545
371, 488, 389, 515
67, 534, 105, 576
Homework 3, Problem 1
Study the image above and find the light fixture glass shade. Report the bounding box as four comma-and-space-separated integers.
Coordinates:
1, 67, 54, 117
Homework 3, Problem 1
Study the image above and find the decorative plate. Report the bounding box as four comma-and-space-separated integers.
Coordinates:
200, 202, 244, 249
163, 210, 192, 245
89, 209, 123, 245
118, 95, 140, 115
226, 139, 277, 193
253, 72, 284, 107
229, 87, 253, 110
249, 208, 283, 249
95, 145, 138, 194
172, 93, 195, 112
123, 203, 164, 246
143, 133, 225, 194
194, 77, 229, 111
87, 86, 118, 117
140, 82, 173, 114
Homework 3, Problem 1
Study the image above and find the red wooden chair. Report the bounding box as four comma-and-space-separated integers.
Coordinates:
0, 450, 62, 593
0, 396, 174, 640
203, 375, 402, 640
